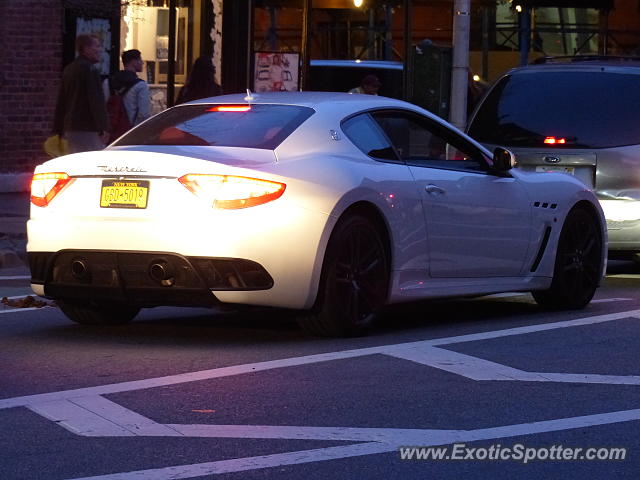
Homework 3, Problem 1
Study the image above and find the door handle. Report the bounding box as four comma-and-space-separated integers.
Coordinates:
425, 184, 445, 195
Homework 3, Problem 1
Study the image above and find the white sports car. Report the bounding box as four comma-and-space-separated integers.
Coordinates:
28, 92, 607, 336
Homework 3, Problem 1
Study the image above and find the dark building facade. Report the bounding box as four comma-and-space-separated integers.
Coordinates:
0, 0, 120, 177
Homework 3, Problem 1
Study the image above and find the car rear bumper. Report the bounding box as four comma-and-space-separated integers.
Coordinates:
27, 204, 333, 309
29, 250, 274, 308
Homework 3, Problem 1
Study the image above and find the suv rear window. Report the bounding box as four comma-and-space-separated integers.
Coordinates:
468, 71, 640, 149
114, 104, 314, 149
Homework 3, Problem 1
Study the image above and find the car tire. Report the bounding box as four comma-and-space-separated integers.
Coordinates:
297, 214, 390, 337
532, 207, 603, 310
59, 301, 140, 325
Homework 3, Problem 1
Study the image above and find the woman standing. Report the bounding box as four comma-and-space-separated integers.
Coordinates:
175, 56, 222, 104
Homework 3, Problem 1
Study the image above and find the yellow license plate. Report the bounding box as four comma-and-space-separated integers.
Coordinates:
100, 180, 149, 209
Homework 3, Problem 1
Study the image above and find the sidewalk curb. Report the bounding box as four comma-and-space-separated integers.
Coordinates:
0, 173, 32, 193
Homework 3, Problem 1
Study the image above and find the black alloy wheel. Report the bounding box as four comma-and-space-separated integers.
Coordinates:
533, 208, 602, 309
298, 214, 390, 337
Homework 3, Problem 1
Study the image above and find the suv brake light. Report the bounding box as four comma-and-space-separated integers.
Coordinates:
544, 136, 566, 145
31, 172, 73, 207
178, 174, 286, 209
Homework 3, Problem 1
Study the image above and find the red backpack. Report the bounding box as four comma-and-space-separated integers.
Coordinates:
107, 79, 142, 143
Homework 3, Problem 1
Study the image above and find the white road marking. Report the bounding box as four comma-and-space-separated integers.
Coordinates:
0, 349, 381, 410
3, 309, 640, 410
30, 396, 184, 437
167, 424, 459, 443
2, 308, 640, 479
427, 309, 640, 346
387, 346, 551, 381
0, 275, 31, 280
29, 400, 135, 437
388, 346, 640, 385
591, 298, 634, 303
67, 443, 394, 480
0, 306, 51, 315
68, 396, 183, 436
4, 295, 46, 300
166, 406, 640, 442
526, 372, 640, 385
0, 294, 53, 315
66, 407, 640, 480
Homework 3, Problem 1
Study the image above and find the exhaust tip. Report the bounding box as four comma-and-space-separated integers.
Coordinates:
148, 259, 175, 286
70, 259, 89, 280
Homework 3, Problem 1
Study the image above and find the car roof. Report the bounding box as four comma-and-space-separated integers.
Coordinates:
172, 91, 484, 154
310, 59, 403, 70
505, 56, 640, 76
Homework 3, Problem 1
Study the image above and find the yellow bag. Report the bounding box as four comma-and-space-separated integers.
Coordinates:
43, 135, 69, 158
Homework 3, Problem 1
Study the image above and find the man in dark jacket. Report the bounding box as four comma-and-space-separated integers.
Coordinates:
53, 34, 109, 153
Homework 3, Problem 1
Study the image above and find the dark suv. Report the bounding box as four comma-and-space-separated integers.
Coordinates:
468, 57, 640, 262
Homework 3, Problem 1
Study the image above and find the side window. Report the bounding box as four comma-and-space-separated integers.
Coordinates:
372, 111, 487, 172
341, 114, 400, 162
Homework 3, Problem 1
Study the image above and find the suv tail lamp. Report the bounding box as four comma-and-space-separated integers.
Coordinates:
31, 172, 73, 207
544, 136, 566, 145
178, 174, 286, 209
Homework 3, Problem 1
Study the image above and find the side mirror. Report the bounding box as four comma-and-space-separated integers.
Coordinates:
492, 147, 516, 172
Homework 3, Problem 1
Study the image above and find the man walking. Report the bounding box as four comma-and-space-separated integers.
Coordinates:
108, 49, 151, 131
53, 34, 109, 153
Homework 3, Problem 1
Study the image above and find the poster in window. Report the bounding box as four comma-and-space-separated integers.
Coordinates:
146, 60, 156, 84
254, 52, 299, 92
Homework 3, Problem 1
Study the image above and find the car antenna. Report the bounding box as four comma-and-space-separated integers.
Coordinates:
244, 89, 254, 102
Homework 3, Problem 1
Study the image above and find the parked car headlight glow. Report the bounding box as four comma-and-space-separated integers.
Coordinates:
600, 199, 640, 222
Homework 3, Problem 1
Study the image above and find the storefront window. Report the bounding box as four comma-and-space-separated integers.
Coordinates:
122, 0, 203, 111
123, 0, 198, 83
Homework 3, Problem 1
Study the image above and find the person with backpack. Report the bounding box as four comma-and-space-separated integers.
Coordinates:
106, 49, 151, 142
53, 34, 109, 153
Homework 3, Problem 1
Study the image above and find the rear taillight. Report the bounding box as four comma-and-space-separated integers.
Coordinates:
30, 172, 73, 207
178, 174, 286, 209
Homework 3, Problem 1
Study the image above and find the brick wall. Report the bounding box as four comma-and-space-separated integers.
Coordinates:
0, 0, 120, 174
0, 0, 63, 173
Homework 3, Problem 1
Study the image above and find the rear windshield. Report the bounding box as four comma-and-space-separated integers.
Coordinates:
468, 71, 640, 149
114, 104, 314, 149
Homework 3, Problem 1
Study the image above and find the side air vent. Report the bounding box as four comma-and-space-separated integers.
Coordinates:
533, 202, 557, 209
530, 226, 552, 272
